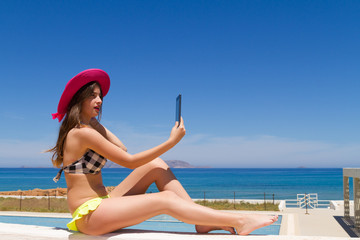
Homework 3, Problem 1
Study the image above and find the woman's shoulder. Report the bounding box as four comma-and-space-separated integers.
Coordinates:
68, 126, 101, 141
66, 127, 106, 154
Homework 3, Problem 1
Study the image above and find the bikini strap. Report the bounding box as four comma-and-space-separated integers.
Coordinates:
53, 168, 63, 183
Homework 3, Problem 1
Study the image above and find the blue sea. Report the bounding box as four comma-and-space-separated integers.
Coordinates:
0, 168, 348, 200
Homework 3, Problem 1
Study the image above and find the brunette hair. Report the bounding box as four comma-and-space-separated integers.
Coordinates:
47, 81, 103, 167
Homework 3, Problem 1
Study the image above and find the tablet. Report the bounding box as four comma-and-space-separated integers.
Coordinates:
176, 94, 181, 127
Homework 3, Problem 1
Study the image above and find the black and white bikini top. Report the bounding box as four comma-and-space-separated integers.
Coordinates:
53, 149, 107, 183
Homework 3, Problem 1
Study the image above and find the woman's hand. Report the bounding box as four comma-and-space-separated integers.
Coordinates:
169, 117, 186, 145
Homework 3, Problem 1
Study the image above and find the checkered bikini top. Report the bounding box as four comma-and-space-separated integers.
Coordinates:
53, 149, 107, 183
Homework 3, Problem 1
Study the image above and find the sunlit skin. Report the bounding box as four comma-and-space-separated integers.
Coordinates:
63, 85, 277, 235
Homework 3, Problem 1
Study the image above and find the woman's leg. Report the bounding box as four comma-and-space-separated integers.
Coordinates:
77, 191, 277, 236
109, 157, 192, 200
109, 157, 234, 233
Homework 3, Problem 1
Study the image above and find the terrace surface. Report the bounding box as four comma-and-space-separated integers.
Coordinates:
0, 203, 355, 240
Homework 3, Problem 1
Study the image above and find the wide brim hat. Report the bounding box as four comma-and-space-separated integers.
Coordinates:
52, 69, 110, 122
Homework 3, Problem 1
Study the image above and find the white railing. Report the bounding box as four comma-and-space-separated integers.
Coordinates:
284, 193, 331, 209
297, 193, 318, 209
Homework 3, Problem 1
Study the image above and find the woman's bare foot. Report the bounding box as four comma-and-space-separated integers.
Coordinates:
236, 214, 278, 235
195, 225, 236, 234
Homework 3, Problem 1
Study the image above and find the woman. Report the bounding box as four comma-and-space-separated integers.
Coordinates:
49, 69, 277, 236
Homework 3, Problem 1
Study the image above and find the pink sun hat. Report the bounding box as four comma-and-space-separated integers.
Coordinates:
52, 69, 110, 122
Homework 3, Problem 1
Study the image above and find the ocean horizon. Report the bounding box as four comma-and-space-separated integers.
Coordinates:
0, 168, 348, 200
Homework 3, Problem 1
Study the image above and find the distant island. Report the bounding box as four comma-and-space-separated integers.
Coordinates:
105, 160, 208, 168
165, 160, 195, 168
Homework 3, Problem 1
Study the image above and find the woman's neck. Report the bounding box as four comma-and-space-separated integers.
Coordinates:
80, 116, 92, 126
80, 121, 91, 126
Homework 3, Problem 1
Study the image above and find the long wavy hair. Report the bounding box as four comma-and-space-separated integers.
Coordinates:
47, 81, 103, 168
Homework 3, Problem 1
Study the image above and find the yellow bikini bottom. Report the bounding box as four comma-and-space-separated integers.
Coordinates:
67, 195, 110, 231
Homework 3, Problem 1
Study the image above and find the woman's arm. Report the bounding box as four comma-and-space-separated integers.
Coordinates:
78, 118, 185, 169
90, 118, 127, 152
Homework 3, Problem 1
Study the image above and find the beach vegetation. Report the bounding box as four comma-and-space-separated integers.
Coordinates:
194, 200, 279, 211
0, 197, 278, 213
0, 197, 69, 213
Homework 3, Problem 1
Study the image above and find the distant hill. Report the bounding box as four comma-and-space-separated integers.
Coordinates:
105, 160, 206, 168
165, 160, 195, 168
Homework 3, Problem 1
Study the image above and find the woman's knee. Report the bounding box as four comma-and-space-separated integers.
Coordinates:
146, 157, 169, 170
161, 190, 178, 198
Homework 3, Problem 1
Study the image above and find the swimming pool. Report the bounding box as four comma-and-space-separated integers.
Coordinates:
0, 214, 282, 235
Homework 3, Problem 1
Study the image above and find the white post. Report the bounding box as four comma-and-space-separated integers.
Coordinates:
354, 177, 360, 229
344, 176, 350, 218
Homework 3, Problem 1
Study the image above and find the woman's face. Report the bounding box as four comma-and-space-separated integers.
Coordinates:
81, 85, 102, 119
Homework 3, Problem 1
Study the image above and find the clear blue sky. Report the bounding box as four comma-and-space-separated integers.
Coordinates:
0, 0, 359, 168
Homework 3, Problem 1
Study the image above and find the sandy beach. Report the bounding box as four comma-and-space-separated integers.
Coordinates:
0, 188, 68, 197
0, 187, 114, 197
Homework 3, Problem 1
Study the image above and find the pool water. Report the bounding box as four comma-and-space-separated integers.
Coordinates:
0, 214, 282, 235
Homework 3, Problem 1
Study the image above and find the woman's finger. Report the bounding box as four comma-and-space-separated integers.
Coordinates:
179, 117, 185, 127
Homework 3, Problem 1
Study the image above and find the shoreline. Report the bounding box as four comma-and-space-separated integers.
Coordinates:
0, 187, 115, 197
